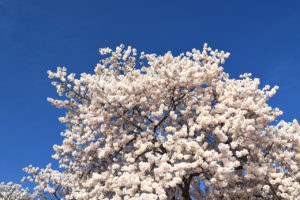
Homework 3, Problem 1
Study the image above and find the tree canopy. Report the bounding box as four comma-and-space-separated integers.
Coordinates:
1, 44, 300, 200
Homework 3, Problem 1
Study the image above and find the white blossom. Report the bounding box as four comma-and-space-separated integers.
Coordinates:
2, 44, 300, 200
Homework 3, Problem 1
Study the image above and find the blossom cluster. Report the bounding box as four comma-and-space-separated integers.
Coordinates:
1, 44, 300, 200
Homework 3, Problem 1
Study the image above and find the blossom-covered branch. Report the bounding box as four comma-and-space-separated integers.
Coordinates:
1, 44, 300, 200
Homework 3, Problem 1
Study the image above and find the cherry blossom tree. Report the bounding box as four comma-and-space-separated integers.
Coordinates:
1, 44, 300, 200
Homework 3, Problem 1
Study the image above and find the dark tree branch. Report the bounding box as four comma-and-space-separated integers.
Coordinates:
133, 106, 153, 123
153, 113, 170, 133
181, 173, 200, 200
264, 142, 274, 158
127, 120, 143, 132
53, 186, 61, 200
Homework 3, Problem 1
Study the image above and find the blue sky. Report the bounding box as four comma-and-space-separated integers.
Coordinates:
0, 0, 299, 184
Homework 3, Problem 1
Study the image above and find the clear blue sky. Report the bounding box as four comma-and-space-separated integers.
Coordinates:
0, 0, 299, 184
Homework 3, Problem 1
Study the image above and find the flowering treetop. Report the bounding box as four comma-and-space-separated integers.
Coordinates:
1, 44, 299, 200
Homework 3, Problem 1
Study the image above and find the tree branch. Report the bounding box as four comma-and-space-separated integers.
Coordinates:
181, 173, 200, 200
